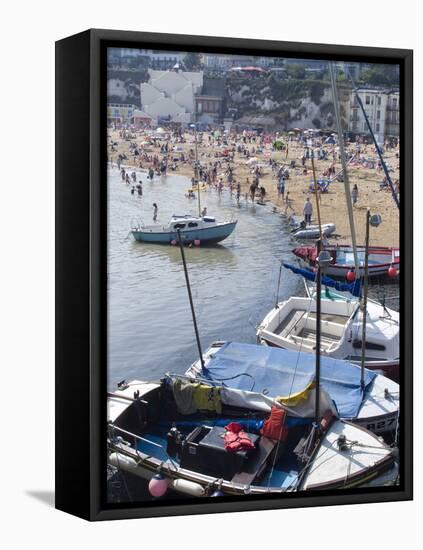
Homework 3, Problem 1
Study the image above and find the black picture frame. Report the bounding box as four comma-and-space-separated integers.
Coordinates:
55, 28, 413, 521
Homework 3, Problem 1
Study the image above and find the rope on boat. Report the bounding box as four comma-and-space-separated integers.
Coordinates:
288, 437, 340, 490
120, 231, 132, 244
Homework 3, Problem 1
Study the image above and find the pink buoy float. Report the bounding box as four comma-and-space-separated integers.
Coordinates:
148, 473, 168, 497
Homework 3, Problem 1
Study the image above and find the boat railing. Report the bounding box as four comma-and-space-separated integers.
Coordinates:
108, 423, 178, 468
130, 217, 144, 231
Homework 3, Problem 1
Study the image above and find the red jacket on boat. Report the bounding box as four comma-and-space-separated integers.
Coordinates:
260, 407, 288, 441
224, 422, 255, 453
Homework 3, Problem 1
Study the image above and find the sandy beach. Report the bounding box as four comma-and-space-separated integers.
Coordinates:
109, 129, 400, 247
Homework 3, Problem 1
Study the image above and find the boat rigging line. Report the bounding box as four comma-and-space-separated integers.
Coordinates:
274, 261, 283, 309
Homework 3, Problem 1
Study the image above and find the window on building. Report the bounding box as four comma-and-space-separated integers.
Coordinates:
376, 123, 380, 132
365, 95, 370, 105
392, 98, 398, 109
377, 110, 381, 120
378, 97, 381, 106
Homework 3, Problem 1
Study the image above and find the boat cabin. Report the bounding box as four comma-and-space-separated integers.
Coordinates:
169, 215, 217, 232
258, 296, 399, 367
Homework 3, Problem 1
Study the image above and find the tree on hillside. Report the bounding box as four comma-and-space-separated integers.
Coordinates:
183, 52, 203, 71
359, 65, 399, 87
286, 64, 306, 79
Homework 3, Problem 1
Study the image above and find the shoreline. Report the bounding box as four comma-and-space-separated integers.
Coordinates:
109, 130, 400, 247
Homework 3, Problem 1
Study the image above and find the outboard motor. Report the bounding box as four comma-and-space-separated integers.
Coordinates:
167, 426, 183, 458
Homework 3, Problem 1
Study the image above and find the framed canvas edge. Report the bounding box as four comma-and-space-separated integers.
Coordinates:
56, 28, 413, 522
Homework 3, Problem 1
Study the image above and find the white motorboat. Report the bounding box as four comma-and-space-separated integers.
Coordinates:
257, 295, 399, 381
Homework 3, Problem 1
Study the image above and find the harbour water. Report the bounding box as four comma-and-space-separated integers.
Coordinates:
108, 167, 301, 387
107, 166, 399, 389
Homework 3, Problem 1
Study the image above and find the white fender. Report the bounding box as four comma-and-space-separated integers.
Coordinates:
109, 452, 137, 471
171, 478, 205, 497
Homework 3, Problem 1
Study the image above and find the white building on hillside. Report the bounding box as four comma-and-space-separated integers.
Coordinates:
118, 48, 185, 69
348, 88, 400, 141
140, 69, 203, 125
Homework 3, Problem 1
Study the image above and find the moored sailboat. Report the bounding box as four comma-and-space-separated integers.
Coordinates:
186, 341, 399, 434
131, 215, 237, 245
292, 244, 400, 279
107, 371, 398, 497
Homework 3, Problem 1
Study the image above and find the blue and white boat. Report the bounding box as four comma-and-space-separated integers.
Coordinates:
107, 344, 398, 498
186, 341, 399, 434
131, 215, 237, 245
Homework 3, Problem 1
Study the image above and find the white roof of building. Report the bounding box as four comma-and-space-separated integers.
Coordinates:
132, 109, 152, 119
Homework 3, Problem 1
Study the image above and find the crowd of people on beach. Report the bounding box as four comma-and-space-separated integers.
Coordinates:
109, 125, 400, 226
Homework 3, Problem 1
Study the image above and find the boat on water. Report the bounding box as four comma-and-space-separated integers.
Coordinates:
131, 215, 237, 245
292, 244, 400, 278
257, 295, 399, 381
186, 341, 399, 434
108, 370, 398, 498
288, 216, 336, 240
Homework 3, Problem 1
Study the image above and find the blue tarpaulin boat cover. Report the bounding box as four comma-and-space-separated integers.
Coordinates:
283, 262, 362, 297
202, 342, 375, 419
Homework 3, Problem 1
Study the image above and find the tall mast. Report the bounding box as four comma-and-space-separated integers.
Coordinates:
329, 62, 360, 279
360, 210, 371, 390
314, 242, 322, 425
177, 229, 205, 370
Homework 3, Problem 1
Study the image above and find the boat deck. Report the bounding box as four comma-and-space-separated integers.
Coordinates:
307, 311, 350, 325
274, 309, 349, 350
275, 310, 306, 338
275, 309, 349, 337
136, 422, 304, 490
